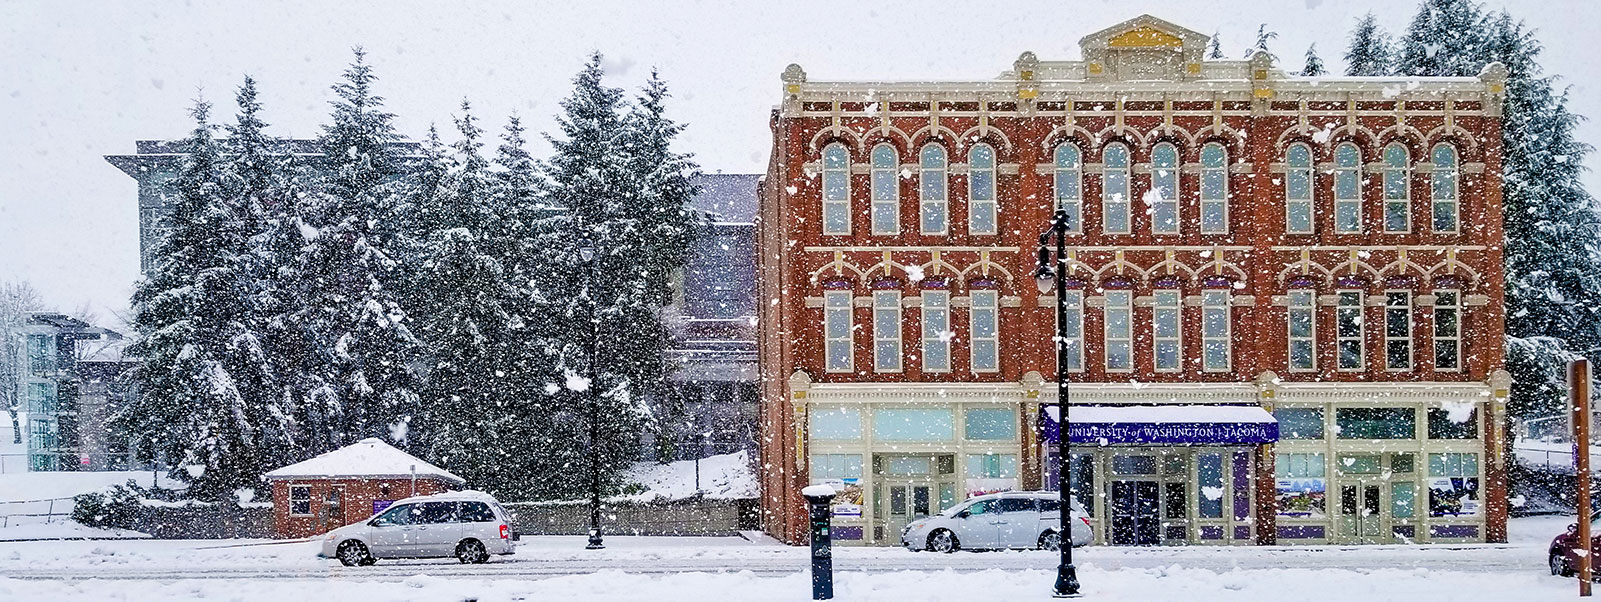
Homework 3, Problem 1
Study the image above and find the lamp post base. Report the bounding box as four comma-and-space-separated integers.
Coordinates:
586, 529, 605, 550
1052, 564, 1081, 598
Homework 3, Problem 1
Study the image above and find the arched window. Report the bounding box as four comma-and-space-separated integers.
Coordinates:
920, 143, 948, 234
968, 143, 997, 235
870, 144, 899, 235
1054, 143, 1082, 232
1383, 142, 1411, 233
1285, 143, 1314, 234
1102, 142, 1131, 234
1431, 143, 1459, 233
1200, 142, 1229, 234
1151, 142, 1179, 235
821, 143, 851, 235
1334, 143, 1363, 233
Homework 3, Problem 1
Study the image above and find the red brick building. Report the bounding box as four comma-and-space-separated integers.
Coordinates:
758, 15, 1510, 547
264, 438, 463, 539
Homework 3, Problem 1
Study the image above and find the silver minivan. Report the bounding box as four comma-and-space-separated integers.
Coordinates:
319, 490, 517, 565
901, 491, 1093, 552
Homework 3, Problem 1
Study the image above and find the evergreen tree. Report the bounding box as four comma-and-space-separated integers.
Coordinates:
1245, 24, 1277, 61
1300, 44, 1327, 76
298, 48, 423, 454
122, 99, 264, 501
1396, 0, 1488, 77
1344, 12, 1394, 76
413, 101, 519, 492
1208, 31, 1224, 60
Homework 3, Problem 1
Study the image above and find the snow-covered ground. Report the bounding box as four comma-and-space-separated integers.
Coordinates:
0, 516, 1581, 600
0, 470, 180, 535
616, 450, 756, 502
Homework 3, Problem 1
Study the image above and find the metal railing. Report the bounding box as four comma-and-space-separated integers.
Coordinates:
0, 496, 74, 528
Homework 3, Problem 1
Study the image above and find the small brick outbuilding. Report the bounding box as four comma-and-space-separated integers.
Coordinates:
264, 438, 466, 539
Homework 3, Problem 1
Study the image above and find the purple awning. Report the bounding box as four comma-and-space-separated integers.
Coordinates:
1041, 404, 1278, 445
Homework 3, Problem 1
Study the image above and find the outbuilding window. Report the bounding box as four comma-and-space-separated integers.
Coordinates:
289, 485, 312, 516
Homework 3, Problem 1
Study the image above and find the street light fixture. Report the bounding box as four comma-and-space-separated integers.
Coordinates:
1035, 209, 1082, 598
579, 240, 605, 550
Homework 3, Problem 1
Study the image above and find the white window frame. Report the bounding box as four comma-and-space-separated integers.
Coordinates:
1334, 143, 1363, 234
1434, 289, 1462, 372
1288, 289, 1316, 372
968, 143, 997, 235
1150, 142, 1180, 235
1384, 290, 1412, 371
1382, 143, 1411, 233
921, 290, 951, 373
1061, 289, 1085, 372
1285, 143, 1314, 234
1104, 290, 1133, 372
822, 143, 851, 235
1431, 143, 1460, 234
1202, 289, 1232, 371
1336, 289, 1365, 371
970, 290, 999, 373
1200, 142, 1229, 234
870, 143, 899, 235
1102, 142, 1131, 235
1152, 289, 1182, 372
289, 485, 313, 516
919, 144, 948, 235
873, 290, 903, 372
1054, 143, 1083, 233
824, 290, 854, 373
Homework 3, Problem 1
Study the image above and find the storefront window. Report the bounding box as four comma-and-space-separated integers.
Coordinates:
1275, 452, 1326, 518
1069, 453, 1095, 517
1111, 454, 1157, 476
964, 408, 1016, 441
1392, 481, 1416, 519
1427, 408, 1477, 439
1428, 453, 1480, 517
965, 454, 1018, 478
1335, 407, 1415, 439
873, 408, 954, 442
884, 456, 933, 475
1337, 454, 1381, 475
1275, 407, 1324, 440
1391, 453, 1415, 473
811, 407, 862, 440
1198, 453, 1225, 519
812, 454, 863, 479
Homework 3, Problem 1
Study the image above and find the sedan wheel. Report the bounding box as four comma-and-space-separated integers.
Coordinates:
927, 529, 959, 554
1039, 530, 1063, 551
456, 539, 490, 564
336, 540, 373, 567
1553, 552, 1574, 577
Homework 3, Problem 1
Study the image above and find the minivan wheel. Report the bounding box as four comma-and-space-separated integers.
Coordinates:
336, 540, 373, 567
456, 539, 490, 564
1553, 551, 1575, 577
1039, 530, 1063, 551
927, 529, 960, 554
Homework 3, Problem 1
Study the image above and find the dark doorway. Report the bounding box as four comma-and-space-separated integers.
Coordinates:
1110, 480, 1161, 545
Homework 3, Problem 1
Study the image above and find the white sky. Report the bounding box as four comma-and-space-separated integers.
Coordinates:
2, 0, 1598, 321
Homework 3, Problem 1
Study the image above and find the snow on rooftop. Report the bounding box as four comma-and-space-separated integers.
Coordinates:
263, 438, 463, 484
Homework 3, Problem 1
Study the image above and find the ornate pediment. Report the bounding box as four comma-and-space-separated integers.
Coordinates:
1079, 15, 1209, 82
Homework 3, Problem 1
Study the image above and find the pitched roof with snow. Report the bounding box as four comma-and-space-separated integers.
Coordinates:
264, 438, 465, 484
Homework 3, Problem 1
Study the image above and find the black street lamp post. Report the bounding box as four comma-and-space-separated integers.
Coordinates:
1034, 209, 1082, 598
579, 242, 605, 550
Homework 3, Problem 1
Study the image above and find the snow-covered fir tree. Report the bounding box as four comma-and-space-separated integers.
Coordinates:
1344, 12, 1394, 76
1300, 44, 1327, 76
1245, 24, 1277, 60
1396, 0, 1488, 78
123, 99, 268, 501
1208, 31, 1224, 59
298, 48, 423, 454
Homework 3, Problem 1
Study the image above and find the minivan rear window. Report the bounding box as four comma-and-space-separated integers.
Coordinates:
418, 502, 457, 524
459, 501, 495, 522
997, 498, 1036, 513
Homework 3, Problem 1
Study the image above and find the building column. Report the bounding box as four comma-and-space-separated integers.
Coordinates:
1485, 369, 1512, 543
1254, 371, 1278, 545
1020, 372, 1045, 490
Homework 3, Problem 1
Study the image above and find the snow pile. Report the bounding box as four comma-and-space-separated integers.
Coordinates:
0, 521, 149, 541
0, 565, 1575, 601
0, 470, 181, 504
263, 438, 463, 484
615, 450, 757, 503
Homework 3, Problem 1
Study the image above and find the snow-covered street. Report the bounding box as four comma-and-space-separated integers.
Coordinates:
0, 516, 1577, 599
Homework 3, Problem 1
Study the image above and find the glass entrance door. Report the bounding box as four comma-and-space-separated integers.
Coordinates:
1338, 483, 1385, 543
883, 481, 934, 539
1109, 480, 1161, 545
